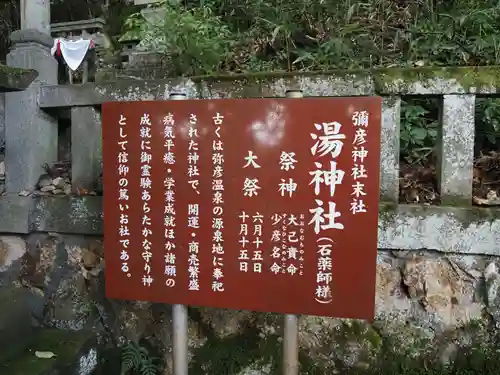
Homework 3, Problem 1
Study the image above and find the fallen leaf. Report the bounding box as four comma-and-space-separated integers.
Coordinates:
473, 196, 489, 206
487, 190, 499, 201
35, 351, 56, 359
76, 188, 89, 196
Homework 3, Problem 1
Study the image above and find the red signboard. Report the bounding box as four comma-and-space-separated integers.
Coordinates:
102, 97, 381, 320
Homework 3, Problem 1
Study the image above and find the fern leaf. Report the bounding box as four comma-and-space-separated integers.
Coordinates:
121, 343, 142, 370
140, 361, 158, 375
138, 346, 150, 361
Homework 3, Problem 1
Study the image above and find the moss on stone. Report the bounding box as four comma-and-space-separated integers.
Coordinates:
0, 64, 31, 76
190, 68, 371, 82
378, 201, 399, 215
183, 309, 500, 375
102, 64, 500, 92
199, 65, 500, 95
440, 195, 472, 208
359, 345, 500, 375
453, 205, 500, 227
188, 326, 281, 375
380, 95, 399, 107
346, 319, 500, 375
378, 201, 500, 231
0, 328, 92, 375
372, 66, 500, 93
98, 62, 500, 99
0, 63, 38, 92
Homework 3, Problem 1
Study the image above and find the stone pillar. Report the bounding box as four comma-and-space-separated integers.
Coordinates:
4, 3, 58, 192
71, 107, 102, 191
134, 0, 166, 25
439, 95, 475, 205
0, 93, 4, 152
380, 97, 401, 202
20, 0, 51, 34
7, 31, 57, 85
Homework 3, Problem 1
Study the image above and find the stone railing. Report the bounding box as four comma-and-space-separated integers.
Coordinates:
50, 18, 105, 84
3, 66, 500, 256
0, 65, 39, 192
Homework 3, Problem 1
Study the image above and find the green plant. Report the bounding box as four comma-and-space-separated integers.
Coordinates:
400, 100, 438, 165
476, 98, 500, 151
118, 0, 500, 75
120, 12, 145, 43
121, 342, 158, 375
120, 0, 232, 75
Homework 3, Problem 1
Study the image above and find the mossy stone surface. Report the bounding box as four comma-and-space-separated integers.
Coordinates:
97, 65, 500, 95
0, 328, 92, 375
0, 63, 38, 92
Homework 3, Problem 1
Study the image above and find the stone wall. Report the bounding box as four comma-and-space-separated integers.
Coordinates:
3, 67, 500, 374
2, 232, 500, 374
0, 92, 4, 155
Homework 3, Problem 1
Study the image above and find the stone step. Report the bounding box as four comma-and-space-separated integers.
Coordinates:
0, 328, 92, 375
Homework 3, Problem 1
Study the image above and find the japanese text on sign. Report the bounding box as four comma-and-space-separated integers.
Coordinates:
102, 97, 381, 320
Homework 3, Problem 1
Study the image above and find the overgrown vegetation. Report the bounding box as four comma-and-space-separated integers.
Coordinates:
123, 0, 500, 74
121, 341, 159, 375
399, 98, 440, 204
